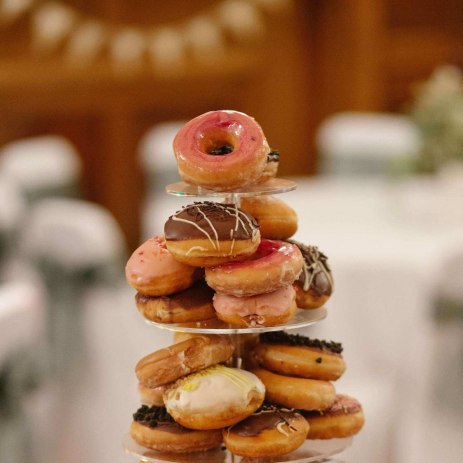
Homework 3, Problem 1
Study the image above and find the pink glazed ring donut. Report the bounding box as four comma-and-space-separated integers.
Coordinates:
206, 239, 304, 297
173, 110, 269, 191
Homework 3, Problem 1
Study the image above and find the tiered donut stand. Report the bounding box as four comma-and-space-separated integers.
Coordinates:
123, 177, 354, 463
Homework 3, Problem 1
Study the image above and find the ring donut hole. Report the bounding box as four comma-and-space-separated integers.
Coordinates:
197, 127, 240, 156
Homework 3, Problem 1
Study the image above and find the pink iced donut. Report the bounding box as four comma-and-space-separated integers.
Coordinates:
205, 239, 303, 296
173, 110, 269, 191
213, 284, 297, 327
125, 235, 201, 296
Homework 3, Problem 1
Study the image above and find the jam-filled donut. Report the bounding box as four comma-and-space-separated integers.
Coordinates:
135, 280, 216, 324
240, 196, 297, 240
130, 405, 223, 452
254, 331, 345, 381
164, 202, 260, 267
302, 394, 365, 439
173, 110, 269, 191
136, 335, 234, 388
223, 404, 308, 457
257, 149, 280, 183
206, 239, 303, 296
164, 365, 265, 430
252, 368, 336, 411
125, 235, 201, 296
213, 284, 297, 328
288, 240, 333, 309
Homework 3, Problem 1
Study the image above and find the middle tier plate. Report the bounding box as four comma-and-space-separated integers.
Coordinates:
142, 307, 327, 334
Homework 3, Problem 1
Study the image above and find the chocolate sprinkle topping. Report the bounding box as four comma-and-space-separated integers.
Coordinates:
209, 144, 234, 155
267, 149, 280, 163
259, 331, 343, 354
133, 405, 185, 430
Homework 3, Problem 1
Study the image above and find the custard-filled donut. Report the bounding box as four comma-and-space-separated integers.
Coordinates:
164, 202, 260, 267
138, 383, 168, 406
257, 149, 280, 183
125, 235, 201, 296
223, 404, 308, 457
173, 110, 269, 191
136, 335, 234, 388
252, 368, 336, 411
130, 405, 222, 452
240, 196, 297, 240
302, 394, 365, 439
254, 331, 345, 381
288, 240, 333, 309
164, 365, 265, 430
206, 239, 303, 296
135, 280, 216, 324
213, 285, 297, 328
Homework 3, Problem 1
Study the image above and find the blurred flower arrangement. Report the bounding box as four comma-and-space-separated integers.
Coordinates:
411, 65, 463, 173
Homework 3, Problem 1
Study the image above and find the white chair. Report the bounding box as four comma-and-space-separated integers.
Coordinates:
0, 135, 82, 202
138, 121, 187, 239
316, 112, 421, 176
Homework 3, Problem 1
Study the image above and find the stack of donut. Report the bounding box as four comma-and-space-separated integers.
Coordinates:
251, 331, 364, 440
124, 110, 363, 458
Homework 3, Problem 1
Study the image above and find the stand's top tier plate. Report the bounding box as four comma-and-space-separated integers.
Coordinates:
165, 178, 297, 197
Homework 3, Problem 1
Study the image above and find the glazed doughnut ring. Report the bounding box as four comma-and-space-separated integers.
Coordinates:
135, 335, 234, 388
252, 368, 336, 411
240, 195, 298, 240
135, 280, 216, 324
254, 331, 346, 381
173, 110, 269, 191
206, 239, 303, 296
138, 383, 168, 406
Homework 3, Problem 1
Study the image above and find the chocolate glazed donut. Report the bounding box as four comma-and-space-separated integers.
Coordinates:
130, 405, 222, 452
164, 201, 260, 267
288, 240, 334, 309
223, 404, 309, 457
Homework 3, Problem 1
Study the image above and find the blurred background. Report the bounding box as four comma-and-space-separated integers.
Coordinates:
1, 1, 463, 462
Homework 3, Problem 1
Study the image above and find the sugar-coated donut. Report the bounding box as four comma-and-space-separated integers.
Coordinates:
252, 368, 336, 411
206, 239, 303, 296
164, 202, 260, 267
240, 196, 297, 240
302, 394, 365, 439
223, 404, 308, 457
130, 405, 222, 452
138, 383, 168, 406
213, 285, 297, 328
173, 110, 269, 191
288, 240, 333, 309
135, 280, 216, 324
257, 149, 280, 183
164, 365, 265, 430
254, 331, 345, 381
136, 335, 234, 388
125, 235, 201, 296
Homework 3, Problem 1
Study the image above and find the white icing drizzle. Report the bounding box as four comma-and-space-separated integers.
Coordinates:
276, 421, 290, 436
185, 245, 208, 256
171, 215, 218, 250
171, 202, 258, 257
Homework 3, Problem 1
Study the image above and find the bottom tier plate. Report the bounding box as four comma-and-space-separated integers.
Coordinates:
123, 435, 352, 463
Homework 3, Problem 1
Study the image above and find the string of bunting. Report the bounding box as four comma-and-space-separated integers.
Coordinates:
0, 0, 292, 73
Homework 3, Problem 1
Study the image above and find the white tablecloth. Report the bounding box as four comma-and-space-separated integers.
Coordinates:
51, 176, 463, 463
